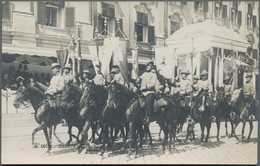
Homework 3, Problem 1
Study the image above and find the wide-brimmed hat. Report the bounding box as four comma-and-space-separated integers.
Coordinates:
51, 63, 61, 69
145, 59, 154, 66
193, 75, 199, 80
63, 64, 72, 70
180, 70, 190, 75
224, 75, 231, 81
110, 68, 117, 74
200, 69, 208, 76
245, 73, 253, 78
83, 70, 90, 74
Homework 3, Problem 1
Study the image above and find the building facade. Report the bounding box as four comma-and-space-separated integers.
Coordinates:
2, 1, 259, 88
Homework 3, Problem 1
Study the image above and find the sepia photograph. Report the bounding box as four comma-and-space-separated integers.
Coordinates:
1, 1, 259, 164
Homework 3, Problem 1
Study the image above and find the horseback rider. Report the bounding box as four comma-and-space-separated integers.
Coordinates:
111, 65, 128, 88
192, 75, 200, 97
136, 59, 158, 125
80, 70, 91, 90
93, 64, 106, 86
45, 63, 67, 124
63, 64, 78, 85
242, 73, 257, 117
175, 70, 192, 108
223, 75, 232, 101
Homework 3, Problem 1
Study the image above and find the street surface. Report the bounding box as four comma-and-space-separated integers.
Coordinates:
2, 120, 258, 164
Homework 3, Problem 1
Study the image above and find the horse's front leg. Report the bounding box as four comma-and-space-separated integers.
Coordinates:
225, 117, 228, 136
157, 120, 168, 150
53, 124, 63, 144
241, 121, 246, 140
48, 126, 52, 144
205, 121, 211, 143
32, 122, 48, 148
100, 122, 108, 157
200, 122, 205, 142
43, 127, 52, 153
66, 124, 73, 145
216, 118, 220, 141
144, 125, 152, 147
247, 120, 253, 141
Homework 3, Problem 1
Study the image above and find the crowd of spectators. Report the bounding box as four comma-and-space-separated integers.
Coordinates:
1, 64, 51, 90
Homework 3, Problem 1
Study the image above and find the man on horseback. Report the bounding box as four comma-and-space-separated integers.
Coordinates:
242, 73, 257, 118
223, 75, 232, 101
45, 63, 66, 124
93, 64, 106, 86
136, 59, 158, 125
63, 64, 78, 85
80, 70, 92, 90
198, 70, 214, 104
175, 70, 192, 108
111, 65, 128, 88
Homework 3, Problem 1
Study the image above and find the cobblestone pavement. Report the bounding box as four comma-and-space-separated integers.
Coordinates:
2, 121, 258, 164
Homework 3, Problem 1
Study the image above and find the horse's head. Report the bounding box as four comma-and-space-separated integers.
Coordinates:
13, 83, 30, 108
62, 81, 83, 107
106, 81, 121, 109
195, 88, 207, 112
216, 86, 225, 102
230, 88, 243, 106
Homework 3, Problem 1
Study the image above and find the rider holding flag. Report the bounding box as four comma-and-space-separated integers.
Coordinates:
137, 59, 158, 125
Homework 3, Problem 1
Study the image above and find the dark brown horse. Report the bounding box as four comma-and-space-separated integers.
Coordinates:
126, 91, 184, 158
13, 82, 59, 153
229, 88, 256, 141
76, 81, 107, 153
100, 81, 131, 157
185, 89, 213, 143
213, 86, 234, 140
60, 81, 84, 145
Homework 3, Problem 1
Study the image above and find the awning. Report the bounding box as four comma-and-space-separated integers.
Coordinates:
166, 20, 251, 55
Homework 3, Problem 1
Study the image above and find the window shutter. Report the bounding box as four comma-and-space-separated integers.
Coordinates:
237, 10, 242, 25
253, 15, 257, 27
252, 49, 258, 59
98, 14, 103, 33
203, 1, 208, 13
222, 5, 227, 18
66, 7, 75, 27
137, 12, 142, 23
135, 22, 137, 34
102, 4, 108, 16
2, 2, 10, 19
108, 6, 115, 18
142, 14, 148, 25
37, 2, 46, 25
148, 26, 155, 44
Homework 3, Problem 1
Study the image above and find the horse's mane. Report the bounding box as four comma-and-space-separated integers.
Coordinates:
34, 81, 48, 92
28, 85, 47, 97
113, 82, 133, 97
69, 83, 83, 95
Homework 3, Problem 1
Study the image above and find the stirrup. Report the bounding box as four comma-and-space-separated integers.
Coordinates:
143, 117, 150, 125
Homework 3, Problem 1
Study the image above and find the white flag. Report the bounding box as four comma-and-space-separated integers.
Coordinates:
131, 49, 139, 80
155, 47, 175, 80
89, 46, 99, 74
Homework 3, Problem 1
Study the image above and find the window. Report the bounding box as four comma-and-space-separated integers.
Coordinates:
38, 2, 67, 27
194, 1, 208, 13
247, 3, 253, 27
170, 21, 180, 35
135, 12, 154, 44
231, 2, 238, 23
215, 2, 222, 18
2, 1, 11, 19
98, 3, 115, 35
46, 6, 57, 26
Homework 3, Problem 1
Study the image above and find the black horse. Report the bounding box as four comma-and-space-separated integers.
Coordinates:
126, 91, 184, 158
229, 88, 257, 141
60, 81, 84, 145
76, 81, 107, 153
100, 81, 131, 156
185, 89, 213, 143
13, 82, 61, 153
213, 86, 234, 140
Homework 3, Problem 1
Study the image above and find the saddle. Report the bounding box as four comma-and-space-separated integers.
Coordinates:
137, 95, 167, 113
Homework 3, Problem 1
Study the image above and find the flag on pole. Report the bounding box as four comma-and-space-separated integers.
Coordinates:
131, 49, 139, 79
89, 46, 100, 74
155, 47, 175, 80
214, 53, 219, 91
56, 49, 69, 68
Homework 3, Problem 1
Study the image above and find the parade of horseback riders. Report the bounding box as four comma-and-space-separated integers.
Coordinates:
11, 25, 258, 159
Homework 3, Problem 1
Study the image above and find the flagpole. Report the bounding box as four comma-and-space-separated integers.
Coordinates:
190, 38, 194, 119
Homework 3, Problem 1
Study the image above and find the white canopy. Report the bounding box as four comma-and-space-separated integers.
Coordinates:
166, 20, 251, 55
